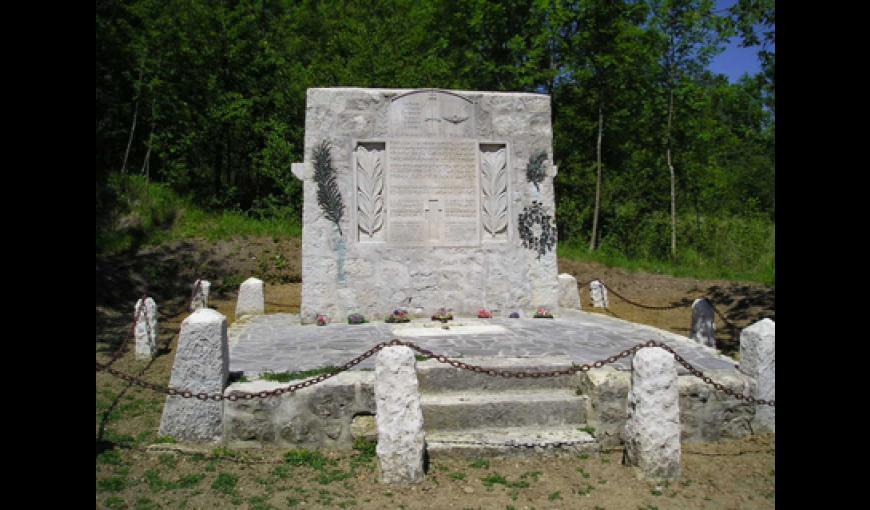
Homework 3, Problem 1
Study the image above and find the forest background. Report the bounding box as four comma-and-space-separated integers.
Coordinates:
95, 0, 775, 284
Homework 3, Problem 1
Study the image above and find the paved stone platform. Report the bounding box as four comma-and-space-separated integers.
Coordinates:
228, 310, 738, 376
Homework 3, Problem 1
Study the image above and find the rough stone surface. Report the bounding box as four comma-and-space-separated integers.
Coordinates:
375, 346, 425, 484
689, 299, 716, 348
739, 318, 775, 432
296, 88, 560, 323
190, 280, 211, 311
134, 297, 158, 360
557, 273, 582, 310
159, 308, 229, 442
624, 347, 681, 480
235, 277, 265, 318
223, 371, 375, 449
590, 280, 609, 308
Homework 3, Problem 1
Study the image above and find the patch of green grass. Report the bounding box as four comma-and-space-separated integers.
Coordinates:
104, 496, 128, 509
272, 465, 292, 479
284, 449, 333, 469
286, 497, 301, 507
261, 366, 338, 383
97, 448, 124, 465
449, 472, 467, 481
211, 472, 238, 495
158, 453, 177, 467
351, 437, 377, 463
651, 488, 663, 496
548, 491, 562, 501
415, 355, 431, 362
97, 476, 127, 492
577, 467, 591, 479
520, 471, 542, 482
481, 473, 529, 489
469, 459, 490, 469
247, 495, 275, 510
135, 498, 160, 510
316, 489, 334, 505
315, 469, 353, 485
579, 425, 596, 435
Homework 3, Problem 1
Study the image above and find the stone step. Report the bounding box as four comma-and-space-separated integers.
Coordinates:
426, 426, 599, 458
416, 356, 584, 392
421, 389, 589, 431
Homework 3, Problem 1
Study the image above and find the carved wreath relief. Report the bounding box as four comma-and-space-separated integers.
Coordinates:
518, 201, 557, 259
355, 145, 385, 240
480, 147, 508, 239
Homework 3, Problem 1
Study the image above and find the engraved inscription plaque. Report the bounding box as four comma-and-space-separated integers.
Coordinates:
386, 138, 480, 246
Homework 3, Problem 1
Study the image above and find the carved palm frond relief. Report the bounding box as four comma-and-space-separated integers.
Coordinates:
481, 148, 508, 238
356, 146, 384, 238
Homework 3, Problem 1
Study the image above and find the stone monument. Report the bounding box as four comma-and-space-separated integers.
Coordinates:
293, 88, 559, 323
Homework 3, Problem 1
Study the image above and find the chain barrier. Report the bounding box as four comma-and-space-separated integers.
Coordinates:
427, 438, 596, 449
96, 338, 773, 406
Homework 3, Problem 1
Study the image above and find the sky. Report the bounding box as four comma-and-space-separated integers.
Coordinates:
708, 0, 767, 82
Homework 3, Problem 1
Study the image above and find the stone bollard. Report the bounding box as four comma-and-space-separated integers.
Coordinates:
624, 347, 681, 480
738, 318, 775, 433
375, 345, 425, 484
190, 279, 211, 311
158, 308, 229, 442
235, 277, 265, 318
557, 273, 582, 310
689, 299, 716, 348
590, 280, 609, 308
134, 297, 158, 360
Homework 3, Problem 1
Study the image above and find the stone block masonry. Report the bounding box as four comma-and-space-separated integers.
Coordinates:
134, 297, 158, 360
235, 277, 264, 318
159, 308, 229, 442
295, 88, 560, 323
739, 318, 775, 432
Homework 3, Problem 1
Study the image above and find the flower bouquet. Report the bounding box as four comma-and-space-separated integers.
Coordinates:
509, 311, 520, 318
347, 313, 367, 325
431, 307, 454, 323
477, 309, 493, 319
385, 309, 410, 323
533, 307, 553, 319
316, 314, 330, 326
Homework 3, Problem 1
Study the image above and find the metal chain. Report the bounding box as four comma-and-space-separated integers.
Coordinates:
581, 278, 691, 311
97, 339, 773, 406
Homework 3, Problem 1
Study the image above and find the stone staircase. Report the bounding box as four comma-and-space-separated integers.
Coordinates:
417, 357, 600, 458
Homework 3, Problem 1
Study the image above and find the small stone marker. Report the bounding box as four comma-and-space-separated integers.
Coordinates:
557, 273, 582, 310
738, 318, 775, 433
134, 297, 158, 360
190, 279, 211, 311
375, 345, 425, 484
159, 308, 229, 442
590, 280, 609, 308
235, 277, 265, 318
624, 347, 681, 480
689, 299, 716, 348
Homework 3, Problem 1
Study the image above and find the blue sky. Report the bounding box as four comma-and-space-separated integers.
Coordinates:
709, 0, 768, 82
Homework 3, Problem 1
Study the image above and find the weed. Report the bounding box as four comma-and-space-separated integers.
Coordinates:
315, 469, 353, 485
211, 447, 238, 458
284, 449, 333, 469
579, 425, 596, 435
97, 476, 127, 492
97, 448, 124, 465
481, 473, 529, 489
316, 489, 334, 505
272, 465, 292, 479
548, 491, 562, 501
158, 453, 177, 467
577, 467, 591, 479
262, 366, 337, 383
104, 496, 127, 509
415, 355, 430, 362
211, 472, 238, 495
286, 497, 301, 507
351, 437, 377, 464
449, 472, 467, 481
510, 490, 519, 501
469, 459, 490, 469
520, 471, 542, 482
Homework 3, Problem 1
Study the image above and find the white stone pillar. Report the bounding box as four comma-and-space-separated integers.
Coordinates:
690, 299, 716, 348
375, 345, 425, 484
738, 318, 775, 433
235, 277, 265, 318
158, 308, 229, 442
590, 280, 609, 308
134, 297, 158, 360
190, 279, 211, 311
624, 347, 681, 480
557, 273, 582, 310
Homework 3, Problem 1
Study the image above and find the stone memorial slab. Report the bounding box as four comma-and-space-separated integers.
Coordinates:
295, 88, 559, 323
235, 277, 264, 318
690, 298, 716, 348
558, 273, 582, 310
190, 279, 211, 311
134, 297, 158, 360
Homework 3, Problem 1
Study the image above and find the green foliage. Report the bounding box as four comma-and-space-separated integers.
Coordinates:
260, 366, 337, 383
526, 151, 548, 191
211, 472, 238, 495
98, 476, 128, 493
284, 449, 333, 469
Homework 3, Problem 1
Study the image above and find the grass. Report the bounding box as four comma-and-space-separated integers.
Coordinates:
558, 215, 775, 286
260, 366, 338, 383
469, 459, 490, 469
211, 473, 238, 495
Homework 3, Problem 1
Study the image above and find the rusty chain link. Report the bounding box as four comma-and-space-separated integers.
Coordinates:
96, 338, 773, 406
580, 278, 691, 311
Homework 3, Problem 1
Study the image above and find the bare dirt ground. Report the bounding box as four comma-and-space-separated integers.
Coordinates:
96, 237, 775, 509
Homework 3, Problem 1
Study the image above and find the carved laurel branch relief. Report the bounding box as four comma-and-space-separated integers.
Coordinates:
355, 146, 385, 239
481, 147, 508, 238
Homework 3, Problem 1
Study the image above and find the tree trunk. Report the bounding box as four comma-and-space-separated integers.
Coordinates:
120, 100, 138, 174
140, 98, 155, 181
667, 88, 676, 259
590, 104, 603, 251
